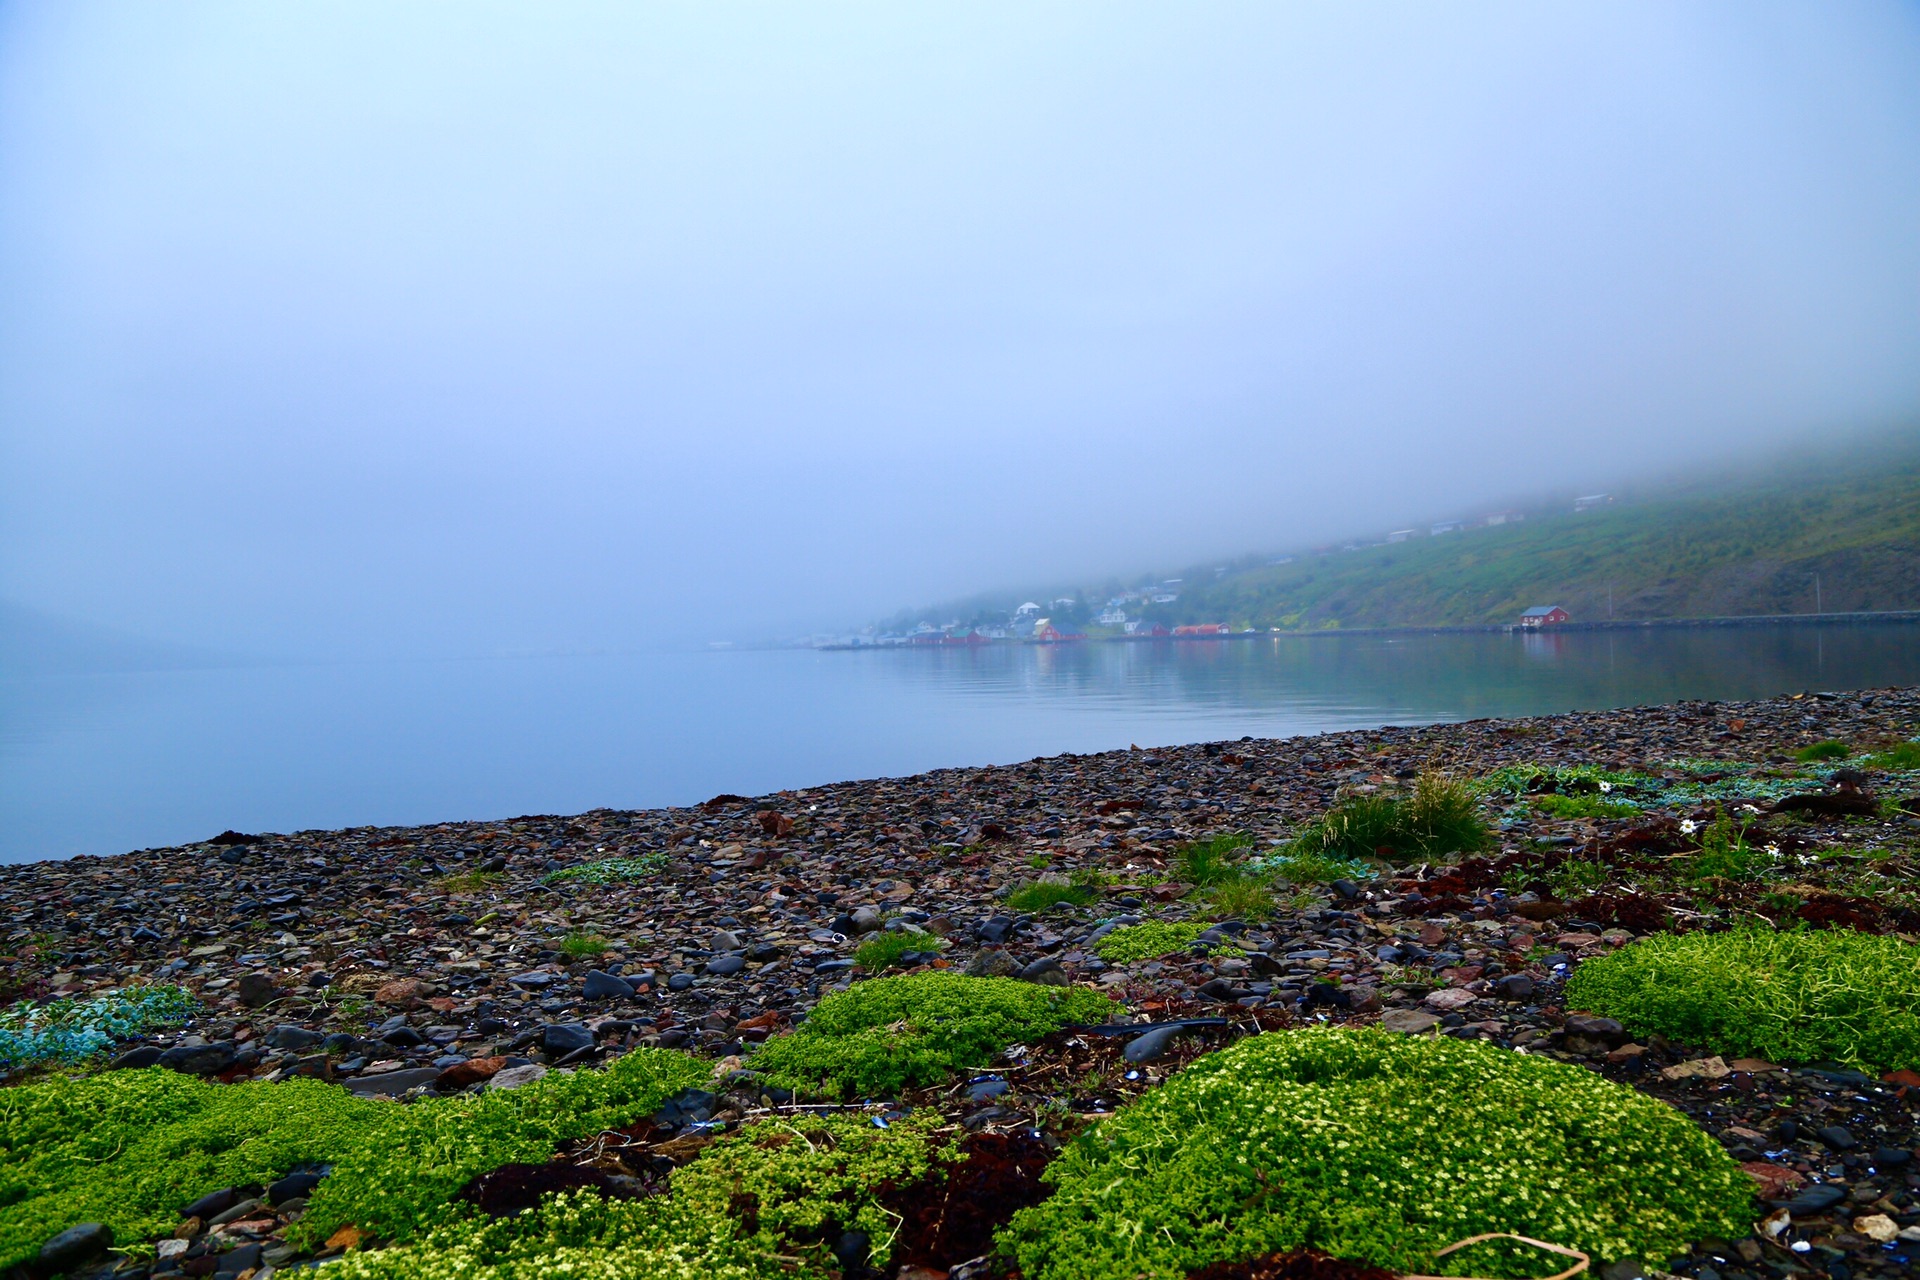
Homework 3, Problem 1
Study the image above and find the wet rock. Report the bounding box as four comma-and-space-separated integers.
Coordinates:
268, 1025, 325, 1052
346, 1067, 442, 1096
157, 1042, 236, 1076
1124, 1025, 1186, 1063
964, 949, 1019, 978
1018, 957, 1068, 986
582, 970, 634, 1000
38, 1222, 113, 1272
1378, 1009, 1440, 1034
1492, 974, 1534, 1001
108, 1044, 164, 1070
489, 1064, 548, 1091
182, 1188, 242, 1220
1816, 1124, 1857, 1151
540, 1023, 594, 1056
436, 1056, 507, 1090
269, 1168, 329, 1205
705, 955, 746, 976
235, 972, 279, 1007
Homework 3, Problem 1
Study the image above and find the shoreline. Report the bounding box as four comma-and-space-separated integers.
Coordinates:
816, 609, 1920, 648
4, 687, 1919, 1277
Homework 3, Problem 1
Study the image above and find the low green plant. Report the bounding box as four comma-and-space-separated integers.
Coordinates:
559, 930, 611, 958
1545, 856, 1608, 899
1795, 739, 1852, 762
1564, 927, 1920, 1072
322, 1112, 955, 1280
1260, 849, 1372, 886
542, 853, 670, 885
0, 1047, 709, 1269
1866, 740, 1920, 771
0, 985, 195, 1068
1173, 833, 1255, 886
1529, 794, 1638, 821
1095, 921, 1209, 963
749, 972, 1115, 1099
1004, 879, 1096, 913
1003, 1028, 1750, 1280
1682, 811, 1762, 884
1290, 773, 1490, 866
853, 931, 943, 971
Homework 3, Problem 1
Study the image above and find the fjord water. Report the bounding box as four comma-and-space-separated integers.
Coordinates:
5, 624, 1919, 864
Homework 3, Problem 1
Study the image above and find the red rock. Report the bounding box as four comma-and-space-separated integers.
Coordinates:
1741, 1161, 1804, 1199
434, 1056, 507, 1089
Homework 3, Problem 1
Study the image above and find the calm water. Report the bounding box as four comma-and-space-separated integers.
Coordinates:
5, 625, 1919, 864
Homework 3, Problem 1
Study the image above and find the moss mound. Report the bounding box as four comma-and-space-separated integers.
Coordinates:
0, 1048, 708, 1269
748, 972, 1116, 1099
1096, 921, 1215, 963
1004, 1028, 1750, 1280
323, 1112, 954, 1280
1564, 927, 1920, 1073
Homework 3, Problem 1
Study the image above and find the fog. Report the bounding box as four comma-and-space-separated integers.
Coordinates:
3, 2, 1919, 657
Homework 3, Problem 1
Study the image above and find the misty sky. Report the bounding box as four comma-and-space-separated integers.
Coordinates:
3, 2, 1919, 656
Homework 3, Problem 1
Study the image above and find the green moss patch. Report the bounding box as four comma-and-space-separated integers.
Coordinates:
1564, 927, 1920, 1073
1096, 921, 1232, 963
1004, 1028, 1750, 1280
1290, 774, 1490, 866
323, 1112, 953, 1280
0, 1047, 708, 1269
748, 973, 1116, 1099
853, 930, 944, 971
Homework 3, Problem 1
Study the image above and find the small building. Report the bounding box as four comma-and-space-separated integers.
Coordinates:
1519, 605, 1570, 628
1096, 607, 1129, 626
1126, 619, 1170, 637
1484, 510, 1526, 527
1032, 620, 1085, 643
1430, 519, 1465, 535
1172, 622, 1232, 637
1574, 493, 1613, 512
1386, 529, 1415, 544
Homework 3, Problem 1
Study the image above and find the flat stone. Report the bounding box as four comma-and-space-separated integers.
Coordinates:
704, 954, 746, 976
157, 1042, 237, 1076
1378, 1009, 1441, 1034
540, 1022, 594, 1055
109, 1044, 164, 1070
344, 1067, 441, 1096
489, 1063, 549, 1091
38, 1223, 113, 1272
1123, 1025, 1185, 1063
1422, 988, 1475, 1012
582, 970, 634, 1000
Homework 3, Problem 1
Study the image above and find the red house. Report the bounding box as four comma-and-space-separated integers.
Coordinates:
1519, 605, 1570, 628
1172, 622, 1232, 637
1032, 621, 1086, 643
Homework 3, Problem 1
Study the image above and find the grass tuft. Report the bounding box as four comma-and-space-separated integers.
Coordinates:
1795, 739, 1852, 762
1866, 740, 1920, 771
434, 870, 504, 893
1564, 927, 1920, 1073
852, 930, 943, 971
1004, 1028, 1751, 1280
1004, 878, 1097, 913
1172, 832, 1255, 886
558, 930, 611, 959
1290, 772, 1490, 865
1529, 793, 1638, 820
748, 972, 1115, 1099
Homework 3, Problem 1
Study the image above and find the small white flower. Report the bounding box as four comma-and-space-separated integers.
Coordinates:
1680, 819, 1698, 835
1599, 781, 1612, 793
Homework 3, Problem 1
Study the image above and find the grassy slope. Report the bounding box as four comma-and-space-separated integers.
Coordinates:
1156, 441, 1920, 631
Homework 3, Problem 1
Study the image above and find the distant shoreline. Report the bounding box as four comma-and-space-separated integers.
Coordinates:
814, 608, 1920, 649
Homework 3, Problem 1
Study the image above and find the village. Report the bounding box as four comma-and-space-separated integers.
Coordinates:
817, 497, 1608, 649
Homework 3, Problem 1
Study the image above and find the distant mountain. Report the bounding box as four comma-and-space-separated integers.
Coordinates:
0, 602, 219, 673
888, 430, 1920, 635
1160, 436, 1920, 631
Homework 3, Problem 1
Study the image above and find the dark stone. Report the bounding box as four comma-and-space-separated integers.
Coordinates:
479, 855, 508, 873
508, 972, 554, 990
812, 960, 854, 975
181, 1188, 241, 1219
965, 1077, 1009, 1102
38, 1222, 113, 1272
131, 925, 165, 942
831, 1231, 871, 1273
108, 1045, 164, 1070
213, 1243, 262, 1277
975, 917, 1015, 945
321, 1032, 361, 1055
1299, 982, 1350, 1009
234, 973, 279, 1008
667, 972, 696, 991
1816, 1125, 1856, 1151
1780, 1183, 1846, 1214
1600, 1261, 1646, 1280
1330, 878, 1360, 900
1872, 1146, 1912, 1168
1018, 957, 1067, 986
344, 1067, 442, 1096
1124, 1025, 1185, 1064
540, 1023, 594, 1056
267, 1025, 325, 1052
744, 942, 782, 962
157, 1043, 237, 1076
653, 1087, 718, 1127
704, 955, 746, 976
582, 970, 635, 1001
268, 1168, 329, 1205
381, 1026, 428, 1049
1494, 973, 1535, 1001
1196, 977, 1241, 1001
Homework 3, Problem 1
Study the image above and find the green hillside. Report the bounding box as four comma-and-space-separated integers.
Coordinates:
1153, 436, 1920, 631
